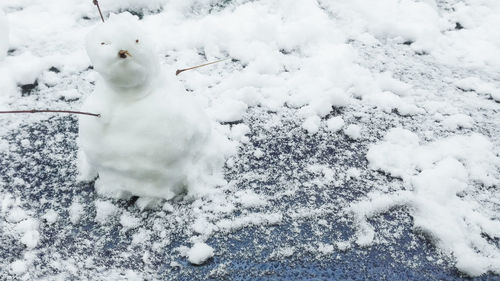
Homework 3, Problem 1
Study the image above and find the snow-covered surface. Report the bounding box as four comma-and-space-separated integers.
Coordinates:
0, 0, 499, 280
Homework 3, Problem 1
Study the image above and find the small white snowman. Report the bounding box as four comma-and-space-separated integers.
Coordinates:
0, 8, 8, 60
79, 13, 226, 199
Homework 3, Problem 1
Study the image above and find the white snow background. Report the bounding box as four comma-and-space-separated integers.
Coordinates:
0, 0, 499, 280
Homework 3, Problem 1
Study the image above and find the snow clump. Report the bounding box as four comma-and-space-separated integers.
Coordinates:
187, 242, 214, 265
344, 124, 361, 140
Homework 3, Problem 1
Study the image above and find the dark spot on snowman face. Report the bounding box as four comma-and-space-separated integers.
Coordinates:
136, 39, 139, 43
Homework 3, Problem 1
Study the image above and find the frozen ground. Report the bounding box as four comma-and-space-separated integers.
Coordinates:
0, 0, 499, 280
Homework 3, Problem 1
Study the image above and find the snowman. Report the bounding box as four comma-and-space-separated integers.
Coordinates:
79, 13, 226, 199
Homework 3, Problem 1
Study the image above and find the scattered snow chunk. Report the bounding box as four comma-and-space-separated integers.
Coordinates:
344, 124, 361, 140
326, 116, 344, 132
42, 209, 58, 225
95, 200, 119, 224
187, 243, 214, 265
10, 260, 27, 275
20, 139, 31, 148
120, 212, 141, 230
162, 202, 174, 213
336, 241, 350, 251
302, 115, 321, 134
0, 194, 14, 214
346, 168, 361, 180
132, 229, 151, 245
271, 247, 295, 259
317, 243, 334, 255
442, 114, 473, 130
253, 148, 264, 159
7, 207, 28, 223
192, 217, 216, 236
16, 218, 40, 248
69, 201, 84, 224
235, 190, 268, 208
21, 230, 40, 249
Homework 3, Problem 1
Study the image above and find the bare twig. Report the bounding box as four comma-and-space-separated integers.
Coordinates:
0, 110, 100, 117
176, 58, 230, 76
93, 0, 105, 23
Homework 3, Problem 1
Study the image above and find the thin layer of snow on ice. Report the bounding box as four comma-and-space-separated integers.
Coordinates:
0, 0, 499, 279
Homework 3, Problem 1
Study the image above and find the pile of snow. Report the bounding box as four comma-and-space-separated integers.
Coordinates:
0, 8, 8, 60
435, 0, 500, 69
352, 128, 500, 276
79, 13, 235, 199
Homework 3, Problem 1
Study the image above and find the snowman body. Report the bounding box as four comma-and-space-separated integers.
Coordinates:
79, 13, 214, 199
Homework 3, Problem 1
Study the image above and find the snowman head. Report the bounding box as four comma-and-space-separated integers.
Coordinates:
85, 13, 159, 90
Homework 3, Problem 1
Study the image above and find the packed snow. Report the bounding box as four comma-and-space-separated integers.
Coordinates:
0, 0, 499, 279
356, 128, 500, 275
79, 12, 234, 199
187, 242, 215, 265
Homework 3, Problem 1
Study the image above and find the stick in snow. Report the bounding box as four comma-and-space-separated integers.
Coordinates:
0, 110, 100, 117
93, 0, 105, 23
176, 58, 230, 76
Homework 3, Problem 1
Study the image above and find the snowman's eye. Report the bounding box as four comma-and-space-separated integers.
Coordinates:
135, 39, 139, 43
101, 42, 107, 45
